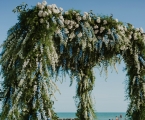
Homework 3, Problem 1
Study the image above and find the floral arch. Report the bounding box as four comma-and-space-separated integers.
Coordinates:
0, 1, 145, 120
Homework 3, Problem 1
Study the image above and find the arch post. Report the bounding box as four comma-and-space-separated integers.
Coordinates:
74, 68, 96, 120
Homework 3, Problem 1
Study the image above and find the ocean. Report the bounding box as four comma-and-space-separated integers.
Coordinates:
56, 112, 127, 120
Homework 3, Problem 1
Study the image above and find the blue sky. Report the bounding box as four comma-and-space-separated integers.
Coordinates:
0, 0, 145, 112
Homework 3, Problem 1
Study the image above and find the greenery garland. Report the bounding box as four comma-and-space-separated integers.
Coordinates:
0, 1, 145, 120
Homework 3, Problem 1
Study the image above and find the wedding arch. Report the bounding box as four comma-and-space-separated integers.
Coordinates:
0, 1, 145, 120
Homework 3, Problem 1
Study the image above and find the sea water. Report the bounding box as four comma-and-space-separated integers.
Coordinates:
56, 112, 127, 120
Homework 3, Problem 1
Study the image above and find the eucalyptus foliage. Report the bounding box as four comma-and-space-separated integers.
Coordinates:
0, 1, 145, 120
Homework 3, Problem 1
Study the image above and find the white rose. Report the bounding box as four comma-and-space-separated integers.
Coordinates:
55, 29, 61, 34
103, 20, 107, 25
59, 7, 63, 12
124, 26, 127, 31
100, 30, 103, 33
133, 33, 137, 36
88, 16, 91, 21
75, 24, 79, 28
143, 83, 145, 91
59, 16, 63, 19
84, 22, 89, 27
70, 20, 74, 25
83, 15, 87, 20
84, 12, 89, 16
94, 30, 99, 34
37, 3, 44, 10
73, 11, 76, 14
94, 25, 98, 29
47, 9, 52, 14
52, 4, 57, 9
38, 10, 43, 17
130, 31, 133, 35
128, 35, 132, 39
107, 29, 111, 34
40, 18, 44, 23
120, 45, 125, 50
68, 25, 73, 29
136, 28, 139, 32
77, 32, 82, 38
134, 36, 138, 40
46, 23, 49, 29
43, 11, 48, 17
100, 27, 105, 31
64, 28, 69, 33
47, 5, 52, 9
52, 9, 59, 14
96, 18, 101, 23
115, 19, 118, 22
77, 16, 82, 21
69, 32, 75, 38
67, 20, 70, 24
42, 1, 47, 6
76, 13, 80, 16
37, 2, 41, 8
64, 20, 68, 25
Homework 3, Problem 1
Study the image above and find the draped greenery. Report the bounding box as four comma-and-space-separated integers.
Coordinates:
0, 1, 145, 120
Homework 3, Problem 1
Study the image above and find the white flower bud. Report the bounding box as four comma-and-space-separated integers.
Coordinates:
75, 24, 79, 28
100, 27, 105, 31
94, 25, 98, 29
42, 1, 47, 6
70, 20, 74, 25
59, 7, 63, 12
115, 19, 118, 22
143, 83, 145, 92
136, 28, 139, 32
77, 16, 82, 21
77, 32, 82, 38
89, 16, 91, 21
43, 11, 48, 17
47, 5, 52, 9
37, 2, 41, 8
40, 18, 44, 23
64, 28, 69, 33
52, 9, 59, 14
46, 23, 49, 29
96, 18, 101, 23
64, 20, 68, 25
52, 4, 57, 9
128, 35, 132, 39
103, 20, 107, 25
68, 25, 73, 29
69, 32, 75, 38
38, 10, 43, 17
133, 33, 137, 36
37, 3, 44, 10
48, 9, 52, 14
84, 12, 89, 16
83, 15, 87, 20
134, 35, 138, 40
139, 27, 144, 33
55, 29, 61, 34
76, 13, 80, 16
107, 29, 111, 34
94, 30, 99, 34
